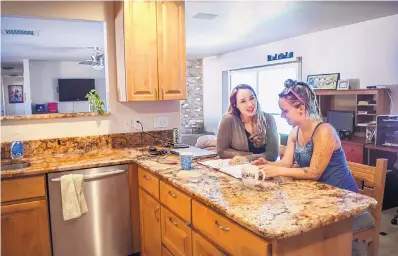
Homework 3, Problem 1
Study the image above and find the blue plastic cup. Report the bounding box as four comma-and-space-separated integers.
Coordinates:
180, 152, 193, 170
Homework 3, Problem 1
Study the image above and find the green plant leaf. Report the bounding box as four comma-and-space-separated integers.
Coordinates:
85, 89, 105, 115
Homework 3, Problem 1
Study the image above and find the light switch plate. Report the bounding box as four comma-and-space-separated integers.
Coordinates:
154, 116, 169, 128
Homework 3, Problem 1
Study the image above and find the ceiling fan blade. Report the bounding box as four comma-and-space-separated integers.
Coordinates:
78, 60, 93, 65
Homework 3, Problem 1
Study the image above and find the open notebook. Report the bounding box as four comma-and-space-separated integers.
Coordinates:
198, 159, 249, 179
170, 147, 218, 159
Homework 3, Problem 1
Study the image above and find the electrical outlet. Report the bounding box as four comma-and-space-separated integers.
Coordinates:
124, 120, 133, 131
133, 118, 142, 130
154, 116, 169, 128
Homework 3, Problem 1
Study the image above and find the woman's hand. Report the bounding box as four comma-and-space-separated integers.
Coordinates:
252, 157, 268, 166
259, 165, 282, 179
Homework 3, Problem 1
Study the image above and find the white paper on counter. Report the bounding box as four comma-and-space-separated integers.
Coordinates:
198, 159, 231, 169
198, 159, 249, 179
219, 164, 252, 179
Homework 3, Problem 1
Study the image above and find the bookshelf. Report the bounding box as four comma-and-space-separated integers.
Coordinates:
315, 89, 390, 133
315, 89, 391, 164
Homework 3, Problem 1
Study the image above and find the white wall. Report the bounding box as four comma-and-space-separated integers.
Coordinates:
203, 15, 398, 133
29, 60, 106, 113
1, 76, 26, 116
22, 59, 32, 115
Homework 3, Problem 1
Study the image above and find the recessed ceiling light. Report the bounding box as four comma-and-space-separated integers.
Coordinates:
192, 12, 218, 20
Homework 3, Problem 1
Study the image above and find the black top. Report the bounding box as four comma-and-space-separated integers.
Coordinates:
245, 130, 266, 154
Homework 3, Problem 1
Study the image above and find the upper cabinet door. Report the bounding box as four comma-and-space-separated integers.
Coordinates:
123, 0, 159, 101
156, 1, 187, 100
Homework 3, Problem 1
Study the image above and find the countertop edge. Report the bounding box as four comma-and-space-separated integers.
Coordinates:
0, 112, 111, 121
1, 153, 377, 241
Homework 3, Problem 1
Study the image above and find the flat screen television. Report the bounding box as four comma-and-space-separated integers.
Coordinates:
58, 79, 95, 102
327, 110, 355, 132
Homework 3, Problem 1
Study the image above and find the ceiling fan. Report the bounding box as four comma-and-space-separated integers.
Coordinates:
78, 47, 105, 70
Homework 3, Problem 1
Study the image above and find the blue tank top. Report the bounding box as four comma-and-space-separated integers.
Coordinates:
294, 123, 359, 192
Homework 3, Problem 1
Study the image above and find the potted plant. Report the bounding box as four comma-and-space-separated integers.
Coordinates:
85, 89, 105, 115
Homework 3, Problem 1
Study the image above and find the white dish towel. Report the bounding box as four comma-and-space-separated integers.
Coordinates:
60, 174, 88, 221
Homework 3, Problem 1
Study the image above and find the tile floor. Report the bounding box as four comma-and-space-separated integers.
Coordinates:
379, 207, 398, 256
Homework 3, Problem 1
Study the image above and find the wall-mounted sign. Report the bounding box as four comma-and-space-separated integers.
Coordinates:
267, 52, 294, 62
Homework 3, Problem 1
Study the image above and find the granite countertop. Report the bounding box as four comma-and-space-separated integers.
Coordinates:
0, 112, 111, 121
0, 148, 377, 240
0, 148, 141, 178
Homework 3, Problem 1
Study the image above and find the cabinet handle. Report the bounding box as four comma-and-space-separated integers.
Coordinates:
143, 175, 151, 180
215, 220, 230, 232
155, 88, 158, 100
168, 191, 177, 198
161, 87, 165, 99
154, 205, 160, 222
169, 217, 178, 226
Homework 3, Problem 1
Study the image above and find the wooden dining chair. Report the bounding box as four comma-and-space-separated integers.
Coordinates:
348, 158, 388, 256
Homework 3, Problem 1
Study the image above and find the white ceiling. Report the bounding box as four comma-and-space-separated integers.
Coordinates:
1, 1, 398, 61
1, 16, 105, 62
186, 1, 398, 57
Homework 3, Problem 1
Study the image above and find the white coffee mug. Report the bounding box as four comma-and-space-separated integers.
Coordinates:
241, 165, 265, 187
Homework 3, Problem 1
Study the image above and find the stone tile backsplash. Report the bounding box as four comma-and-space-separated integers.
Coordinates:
1, 130, 172, 159
181, 59, 204, 134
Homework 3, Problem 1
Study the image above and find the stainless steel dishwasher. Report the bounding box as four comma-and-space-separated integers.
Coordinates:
47, 164, 133, 256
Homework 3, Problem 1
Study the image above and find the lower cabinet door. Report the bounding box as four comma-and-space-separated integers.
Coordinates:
161, 206, 192, 256
192, 231, 227, 256
1, 200, 51, 256
139, 189, 162, 256
163, 245, 174, 256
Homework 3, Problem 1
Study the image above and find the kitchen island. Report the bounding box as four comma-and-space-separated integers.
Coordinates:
1, 148, 376, 256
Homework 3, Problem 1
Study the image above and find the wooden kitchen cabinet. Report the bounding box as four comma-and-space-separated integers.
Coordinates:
161, 206, 192, 256
1, 175, 46, 203
137, 166, 270, 256
115, 0, 186, 102
192, 201, 271, 256
160, 181, 191, 222
138, 167, 160, 200
1, 200, 51, 256
162, 246, 174, 256
139, 188, 162, 256
1, 175, 51, 256
192, 231, 227, 256
156, 1, 186, 100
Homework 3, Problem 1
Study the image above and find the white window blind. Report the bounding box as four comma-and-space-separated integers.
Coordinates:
227, 61, 301, 134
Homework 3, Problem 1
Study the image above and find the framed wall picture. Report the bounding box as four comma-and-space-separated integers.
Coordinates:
8, 85, 24, 103
306, 73, 340, 90
337, 79, 350, 90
